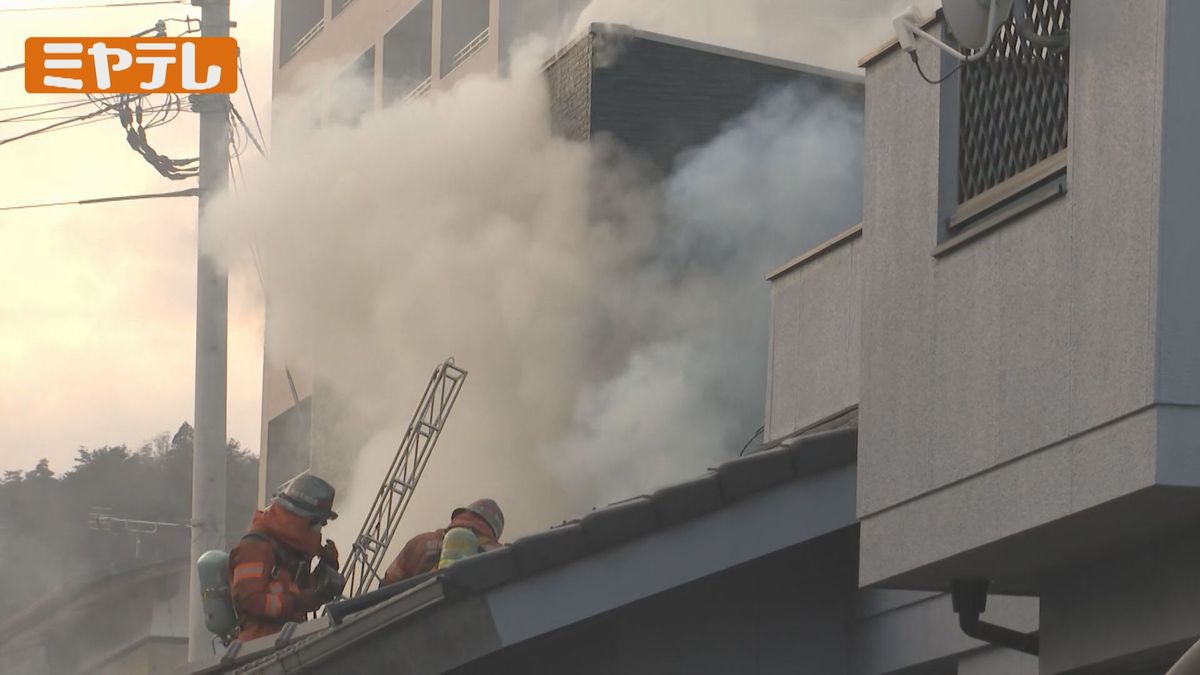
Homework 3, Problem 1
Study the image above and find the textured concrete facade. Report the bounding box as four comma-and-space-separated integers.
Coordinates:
853, 1, 1200, 592
758, 2, 1200, 671
765, 228, 861, 443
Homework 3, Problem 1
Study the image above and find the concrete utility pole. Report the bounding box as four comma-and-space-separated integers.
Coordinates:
187, 0, 231, 662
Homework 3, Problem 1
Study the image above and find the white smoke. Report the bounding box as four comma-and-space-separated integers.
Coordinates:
575, 0, 942, 73
211, 23, 864, 551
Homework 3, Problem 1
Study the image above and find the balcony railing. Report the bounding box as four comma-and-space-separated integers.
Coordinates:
289, 19, 325, 59
448, 28, 489, 74
402, 77, 433, 103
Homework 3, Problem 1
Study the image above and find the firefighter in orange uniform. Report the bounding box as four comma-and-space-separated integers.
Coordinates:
381, 498, 505, 585
229, 473, 346, 641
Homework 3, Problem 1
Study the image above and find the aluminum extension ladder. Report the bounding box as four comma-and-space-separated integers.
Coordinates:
340, 357, 467, 597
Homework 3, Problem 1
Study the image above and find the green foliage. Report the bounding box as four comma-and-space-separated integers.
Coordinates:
0, 423, 259, 615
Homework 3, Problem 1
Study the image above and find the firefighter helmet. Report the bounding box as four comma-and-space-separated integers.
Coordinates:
273, 473, 338, 521
453, 498, 504, 538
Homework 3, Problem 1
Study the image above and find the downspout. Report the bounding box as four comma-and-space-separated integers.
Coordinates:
951, 580, 1040, 656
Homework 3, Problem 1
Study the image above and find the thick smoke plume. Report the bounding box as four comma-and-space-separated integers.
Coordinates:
576, 0, 941, 72
211, 45, 861, 547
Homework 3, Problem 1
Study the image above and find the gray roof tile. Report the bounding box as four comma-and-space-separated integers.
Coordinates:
580, 496, 658, 550
511, 521, 588, 575
441, 546, 519, 593
786, 427, 857, 476
716, 447, 796, 499
651, 472, 723, 527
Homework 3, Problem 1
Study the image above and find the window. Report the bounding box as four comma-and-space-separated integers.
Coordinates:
382, 0, 433, 103
440, 0, 490, 77
279, 0, 325, 65
329, 46, 375, 125
332, 0, 357, 18
941, 0, 1069, 238
498, 0, 591, 73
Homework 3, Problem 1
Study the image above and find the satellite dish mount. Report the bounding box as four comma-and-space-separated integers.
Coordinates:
893, 0, 1015, 64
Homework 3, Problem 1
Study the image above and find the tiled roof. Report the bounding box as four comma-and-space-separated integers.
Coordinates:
194, 426, 856, 674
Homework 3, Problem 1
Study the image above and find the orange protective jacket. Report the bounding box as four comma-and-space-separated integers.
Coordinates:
381, 512, 501, 586
228, 505, 330, 641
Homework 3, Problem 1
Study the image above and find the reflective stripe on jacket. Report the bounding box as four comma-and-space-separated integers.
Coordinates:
228, 535, 318, 641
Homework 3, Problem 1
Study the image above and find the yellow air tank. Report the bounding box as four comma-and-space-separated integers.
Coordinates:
437, 527, 480, 569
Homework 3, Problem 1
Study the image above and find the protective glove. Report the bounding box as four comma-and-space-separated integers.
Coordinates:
320, 539, 340, 568
311, 563, 347, 604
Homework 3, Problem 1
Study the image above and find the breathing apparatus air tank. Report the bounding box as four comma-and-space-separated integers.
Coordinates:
437, 527, 480, 570
197, 549, 239, 644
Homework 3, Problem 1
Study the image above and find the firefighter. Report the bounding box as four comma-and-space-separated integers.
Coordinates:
381, 498, 505, 585
228, 473, 346, 641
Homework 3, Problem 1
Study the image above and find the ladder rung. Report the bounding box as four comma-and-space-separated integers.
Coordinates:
356, 534, 383, 550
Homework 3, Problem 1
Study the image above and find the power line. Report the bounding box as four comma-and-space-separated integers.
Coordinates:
237, 53, 266, 154
2, 99, 178, 124
229, 103, 265, 158
0, 103, 115, 147
0, 113, 109, 123
1, 22, 164, 75
0, 98, 100, 124
0, 1, 187, 13
0, 98, 93, 113
0, 187, 198, 212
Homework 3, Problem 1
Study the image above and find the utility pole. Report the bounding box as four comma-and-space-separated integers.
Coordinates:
188, 0, 231, 662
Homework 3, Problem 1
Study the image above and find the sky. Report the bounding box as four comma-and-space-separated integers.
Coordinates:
0, 0, 275, 474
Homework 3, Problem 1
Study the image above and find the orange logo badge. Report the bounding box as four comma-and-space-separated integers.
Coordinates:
25, 37, 238, 94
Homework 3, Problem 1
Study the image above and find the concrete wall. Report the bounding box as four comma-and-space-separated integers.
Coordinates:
1154, 0, 1200, 491
856, 1, 1179, 587
765, 228, 861, 443
1039, 530, 1200, 673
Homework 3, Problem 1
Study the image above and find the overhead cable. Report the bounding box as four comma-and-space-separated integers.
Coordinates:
229, 103, 266, 158
0, 187, 198, 212
237, 54, 266, 154
0, 104, 115, 147
0, 1, 187, 13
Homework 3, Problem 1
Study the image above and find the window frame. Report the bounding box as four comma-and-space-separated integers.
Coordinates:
934, 3, 1071, 254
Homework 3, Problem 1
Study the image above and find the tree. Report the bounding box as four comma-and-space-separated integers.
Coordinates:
0, 424, 259, 616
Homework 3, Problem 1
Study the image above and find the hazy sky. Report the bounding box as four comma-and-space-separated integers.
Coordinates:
0, 0, 274, 474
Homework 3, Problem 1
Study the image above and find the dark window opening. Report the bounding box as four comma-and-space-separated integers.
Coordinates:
330, 46, 376, 125
265, 397, 312, 506
441, 0, 490, 76
957, 0, 1069, 204
333, 0, 356, 18
383, 0, 434, 103
498, 0, 591, 74
279, 0, 325, 65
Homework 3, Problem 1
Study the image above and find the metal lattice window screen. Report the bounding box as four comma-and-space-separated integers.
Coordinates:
958, 0, 1070, 203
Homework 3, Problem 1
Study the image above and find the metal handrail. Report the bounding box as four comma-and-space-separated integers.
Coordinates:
449, 28, 489, 73
402, 77, 433, 103
290, 19, 325, 58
